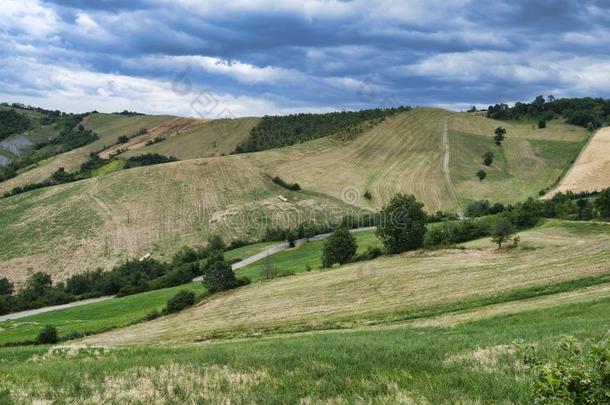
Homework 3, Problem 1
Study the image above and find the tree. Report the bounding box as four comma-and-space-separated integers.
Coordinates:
494, 127, 506, 145
286, 229, 298, 248
36, 325, 58, 344
201, 253, 241, 293
322, 226, 357, 267
207, 234, 225, 252
476, 170, 487, 181
163, 290, 196, 314
595, 187, 610, 221
465, 200, 491, 217
0, 277, 14, 296
491, 217, 515, 249
482, 151, 494, 166
538, 120, 546, 129
376, 194, 427, 254
117, 135, 129, 144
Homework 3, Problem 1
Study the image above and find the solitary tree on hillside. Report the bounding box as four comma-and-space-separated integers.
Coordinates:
491, 217, 515, 249
376, 194, 427, 254
476, 170, 487, 181
322, 226, 357, 267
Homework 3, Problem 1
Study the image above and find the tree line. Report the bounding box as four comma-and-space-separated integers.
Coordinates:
232, 106, 411, 154
487, 96, 610, 130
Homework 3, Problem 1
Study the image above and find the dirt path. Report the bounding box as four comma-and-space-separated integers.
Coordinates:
441, 118, 461, 212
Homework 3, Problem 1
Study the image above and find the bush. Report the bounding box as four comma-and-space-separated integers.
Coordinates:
424, 218, 494, 247
476, 170, 487, 181
482, 151, 494, 166
322, 226, 357, 267
595, 187, 610, 221
516, 336, 610, 404
353, 246, 383, 262
363, 190, 372, 200
124, 153, 178, 169
144, 309, 161, 321
201, 253, 244, 293
36, 325, 58, 344
376, 194, 427, 254
163, 290, 196, 314
538, 120, 546, 129
116, 135, 129, 144
272, 176, 301, 191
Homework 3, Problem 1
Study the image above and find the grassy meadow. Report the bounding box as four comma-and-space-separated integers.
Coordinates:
0, 294, 608, 403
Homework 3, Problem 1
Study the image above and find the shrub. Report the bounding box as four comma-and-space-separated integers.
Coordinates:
272, 176, 301, 191
163, 290, 196, 314
201, 253, 245, 293
363, 190, 372, 200
424, 218, 493, 247
538, 120, 546, 129
124, 153, 178, 169
595, 187, 610, 221
465, 199, 491, 217
516, 336, 610, 404
476, 170, 487, 181
0, 277, 14, 296
322, 226, 357, 267
376, 194, 427, 254
482, 151, 494, 166
353, 246, 383, 262
116, 135, 129, 144
36, 325, 58, 344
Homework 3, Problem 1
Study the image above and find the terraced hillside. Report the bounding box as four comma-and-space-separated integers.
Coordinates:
0, 157, 359, 284
82, 221, 610, 345
0, 113, 177, 195
245, 108, 587, 211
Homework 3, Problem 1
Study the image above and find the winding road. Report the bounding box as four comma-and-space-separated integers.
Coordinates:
0, 227, 376, 322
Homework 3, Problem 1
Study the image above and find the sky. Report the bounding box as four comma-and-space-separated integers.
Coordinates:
2, 0, 610, 117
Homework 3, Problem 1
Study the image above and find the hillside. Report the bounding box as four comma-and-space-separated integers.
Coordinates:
81, 221, 610, 345
0, 156, 360, 284
0, 108, 590, 283
245, 108, 587, 211
546, 126, 610, 197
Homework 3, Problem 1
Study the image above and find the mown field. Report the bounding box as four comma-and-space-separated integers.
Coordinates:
1, 285, 608, 403
79, 220, 610, 345
0, 155, 362, 283
0, 108, 591, 284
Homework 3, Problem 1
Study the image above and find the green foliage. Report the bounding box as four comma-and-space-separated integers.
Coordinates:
0, 109, 31, 140
518, 336, 610, 404
595, 188, 610, 221
36, 325, 58, 344
424, 218, 494, 247
322, 226, 357, 267
363, 190, 372, 200
0, 277, 14, 296
538, 120, 547, 129
116, 135, 129, 144
201, 253, 247, 293
494, 127, 506, 145
162, 290, 196, 315
272, 176, 301, 191
476, 169, 487, 180
482, 151, 494, 166
376, 194, 427, 254
123, 153, 178, 169
491, 217, 515, 248
487, 96, 610, 128
233, 106, 411, 153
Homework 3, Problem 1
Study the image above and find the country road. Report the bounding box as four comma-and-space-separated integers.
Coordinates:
1, 226, 376, 322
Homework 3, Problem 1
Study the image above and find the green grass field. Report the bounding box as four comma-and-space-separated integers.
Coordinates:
1, 294, 608, 403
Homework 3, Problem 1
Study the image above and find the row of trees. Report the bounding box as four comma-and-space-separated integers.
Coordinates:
465, 188, 610, 223
0, 235, 239, 316
487, 96, 610, 130
233, 106, 411, 153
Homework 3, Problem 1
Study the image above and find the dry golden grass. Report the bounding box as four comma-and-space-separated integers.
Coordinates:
81, 222, 610, 346
98, 117, 206, 159
546, 126, 610, 197
0, 156, 358, 283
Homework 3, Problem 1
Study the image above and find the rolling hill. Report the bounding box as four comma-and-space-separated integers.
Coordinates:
81, 221, 610, 345
0, 107, 591, 283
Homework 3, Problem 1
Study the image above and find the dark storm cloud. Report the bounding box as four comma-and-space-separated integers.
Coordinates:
2, 0, 610, 115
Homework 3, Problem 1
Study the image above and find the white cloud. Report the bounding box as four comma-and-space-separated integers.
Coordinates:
0, 0, 60, 39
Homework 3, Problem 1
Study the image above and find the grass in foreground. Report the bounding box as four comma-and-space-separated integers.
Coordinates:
0, 296, 608, 403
